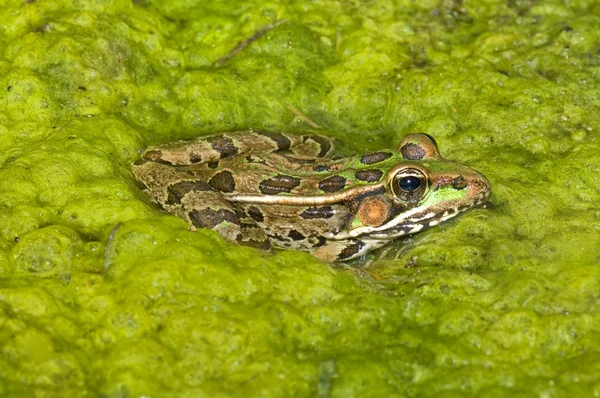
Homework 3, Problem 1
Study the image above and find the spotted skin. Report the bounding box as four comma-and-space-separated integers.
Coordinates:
256, 132, 291, 151
259, 174, 302, 195
313, 165, 330, 172
360, 152, 393, 165
133, 160, 269, 249
355, 169, 384, 182
166, 180, 212, 205
136, 131, 335, 167
400, 143, 425, 160
132, 132, 491, 262
247, 206, 264, 222
209, 170, 236, 193
318, 175, 347, 193
206, 135, 239, 159
288, 230, 305, 241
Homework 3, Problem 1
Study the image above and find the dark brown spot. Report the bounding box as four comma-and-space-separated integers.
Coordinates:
247, 206, 264, 222
256, 132, 292, 151
318, 175, 347, 192
189, 208, 239, 229
207, 135, 238, 159
143, 149, 173, 164
305, 135, 332, 157
189, 152, 202, 163
300, 206, 334, 219
401, 143, 426, 160
166, 180, 213, 205
7, 86, 12, 92
288, 230, 305, 241
259, 174, 301, 195
209, 170, 236, 193
360, 152, 393, 165
355, 169, 384, 182
78, 86, 87, 91
451, 175, 467, 190
446, 208, 456, 215
338, 240, 365, 260
313, 165, 330, 172
208, 161, 219, 169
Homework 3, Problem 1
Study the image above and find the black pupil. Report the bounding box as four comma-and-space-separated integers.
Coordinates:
399, 176, 421, 191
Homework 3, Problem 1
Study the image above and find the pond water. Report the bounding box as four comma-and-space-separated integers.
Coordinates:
0, 0, 599, 396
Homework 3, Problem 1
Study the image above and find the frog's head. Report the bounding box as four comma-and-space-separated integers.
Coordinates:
340, 133, 491, 240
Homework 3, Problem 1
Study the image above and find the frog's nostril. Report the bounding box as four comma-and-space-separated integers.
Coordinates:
451, 175, 467, 190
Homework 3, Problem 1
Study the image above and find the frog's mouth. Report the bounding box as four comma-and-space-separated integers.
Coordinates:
365, 190, 490, 239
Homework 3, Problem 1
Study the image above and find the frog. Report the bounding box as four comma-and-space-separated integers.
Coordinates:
131, 131, 490, 262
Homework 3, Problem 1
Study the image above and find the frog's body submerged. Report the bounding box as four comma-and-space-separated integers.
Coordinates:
132, 132, 490, 261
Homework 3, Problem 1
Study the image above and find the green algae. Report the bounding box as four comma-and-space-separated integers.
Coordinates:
1, 0, 600, 396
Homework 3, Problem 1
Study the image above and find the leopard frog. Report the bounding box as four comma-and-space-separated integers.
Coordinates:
132, 132, 490, 262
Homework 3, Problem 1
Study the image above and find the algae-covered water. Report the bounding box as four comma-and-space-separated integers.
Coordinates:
1, 0, 600, 396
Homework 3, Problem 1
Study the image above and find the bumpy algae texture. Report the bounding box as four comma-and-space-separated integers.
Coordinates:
1, 0, 600, 396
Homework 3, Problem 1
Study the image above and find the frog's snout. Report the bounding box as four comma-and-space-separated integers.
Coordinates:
462, 169, 491, 205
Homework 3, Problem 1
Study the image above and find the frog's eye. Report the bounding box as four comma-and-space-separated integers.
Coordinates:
391, 169, 429, 202
398, 176, 421, 191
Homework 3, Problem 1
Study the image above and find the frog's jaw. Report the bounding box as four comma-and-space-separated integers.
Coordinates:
333, 164, 491, 240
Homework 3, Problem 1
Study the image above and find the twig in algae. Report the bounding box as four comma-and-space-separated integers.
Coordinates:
215, 19, 289, 68
103, 223, 121, 273
288, 105, 321, 129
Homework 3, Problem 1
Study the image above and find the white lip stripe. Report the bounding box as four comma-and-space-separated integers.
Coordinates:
337, 204, 441, 239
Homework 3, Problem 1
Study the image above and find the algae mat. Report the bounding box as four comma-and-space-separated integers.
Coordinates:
1, 0, 600, 396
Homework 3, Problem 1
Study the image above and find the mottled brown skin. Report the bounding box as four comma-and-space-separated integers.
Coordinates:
132, 131, 491, 261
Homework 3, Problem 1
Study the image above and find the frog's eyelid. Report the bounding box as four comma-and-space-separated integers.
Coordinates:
421, 133, 438, 147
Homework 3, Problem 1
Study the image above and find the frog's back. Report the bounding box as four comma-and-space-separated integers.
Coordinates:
180, 150, 393, 198
141, 131, 335, 166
